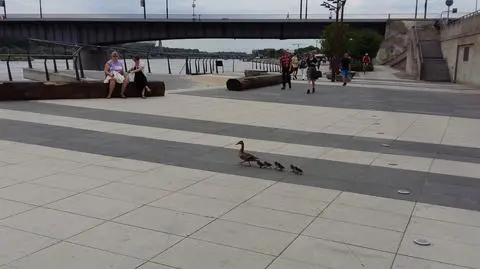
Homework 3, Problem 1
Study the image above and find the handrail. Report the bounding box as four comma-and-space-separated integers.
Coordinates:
448, 10, 480, 26
0, 12, 470, 21
28, 38, 247, 59
412, 24, 424, 80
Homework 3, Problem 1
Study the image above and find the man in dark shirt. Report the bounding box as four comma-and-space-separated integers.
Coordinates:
279, 51, 292, 90
340, 53, 351, 86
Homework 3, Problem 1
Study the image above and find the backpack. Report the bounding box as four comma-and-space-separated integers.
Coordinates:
300, 60, 307, 69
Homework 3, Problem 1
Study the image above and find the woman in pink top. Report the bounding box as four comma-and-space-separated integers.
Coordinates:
104, 51, 129, 99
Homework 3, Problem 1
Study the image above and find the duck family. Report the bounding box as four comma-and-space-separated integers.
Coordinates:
235, 140, 303, 175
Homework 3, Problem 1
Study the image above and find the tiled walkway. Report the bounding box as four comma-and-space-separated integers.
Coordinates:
0, 79, 479, 269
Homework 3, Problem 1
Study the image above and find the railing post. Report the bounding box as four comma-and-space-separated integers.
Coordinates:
6, 55, 13, 81
185, 58, 190, 75
232, 59, 235, 72
167, 56, 172, 74
51, 47, 58, 73
44, 59, 50, 81
146, 55, 152, 73
64, 46, 70, 70
27, 42, 33, 69
73, 56, 80, 81
123, 50, 128, 72
78, 53, 85, 78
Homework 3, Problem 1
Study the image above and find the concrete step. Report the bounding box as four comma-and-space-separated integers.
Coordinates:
421, 59, 451, 82
420, 40, 443, 59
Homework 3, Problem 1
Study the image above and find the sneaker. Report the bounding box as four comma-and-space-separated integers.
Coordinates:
306, 90, 311, 94
281, 87, 285, 90
312, 88, 315, 93
342, 82, 346, 86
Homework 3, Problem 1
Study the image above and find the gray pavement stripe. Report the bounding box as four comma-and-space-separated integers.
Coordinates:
0, 118, 479, 212
177, 84, 480, 119
0, 102, 479, 164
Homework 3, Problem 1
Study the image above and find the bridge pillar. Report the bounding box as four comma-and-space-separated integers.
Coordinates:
79, 47, 110, 71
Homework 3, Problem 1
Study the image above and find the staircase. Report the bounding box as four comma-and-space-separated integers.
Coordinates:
416, 27, 451, 82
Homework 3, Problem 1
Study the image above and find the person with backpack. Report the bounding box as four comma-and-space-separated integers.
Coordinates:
299, 53, 308, 80
279, 50, 292, 90
340, 52, 352, 86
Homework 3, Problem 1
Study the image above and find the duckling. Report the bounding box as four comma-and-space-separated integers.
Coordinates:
290, 165, 299, 175
290, 165, 303, 175
256, 160, 266, 168
263, 161, 273, 168
236, 140, 260, 166
274, 161, 285, 172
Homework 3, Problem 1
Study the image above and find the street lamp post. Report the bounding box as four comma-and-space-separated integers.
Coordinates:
39, 0, 43, 19
0, 0, 6, 19
192, 0, 196, 20
446, 0, 453, 20
166, 0, 169, 19
415, 0, 419, 19
305, 0, 308, 19
424, 0, 428, 19
140, 0, 146, 20
300, 0, 303, 19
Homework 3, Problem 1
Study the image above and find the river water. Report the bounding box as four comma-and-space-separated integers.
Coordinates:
0, 58, 265, 81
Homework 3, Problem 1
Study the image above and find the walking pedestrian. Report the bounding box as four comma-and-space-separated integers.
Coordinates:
340, 53, 352, 86
279, 51, 292, 90
306, 52, 318, 94
291, 54, 299, 80
299, 53, 307, 80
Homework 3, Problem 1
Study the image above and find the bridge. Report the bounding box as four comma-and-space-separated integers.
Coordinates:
0, 13, 449, 45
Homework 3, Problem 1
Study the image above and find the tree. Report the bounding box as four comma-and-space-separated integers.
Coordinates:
320, 24, 383, 60
295, 46, 319, 56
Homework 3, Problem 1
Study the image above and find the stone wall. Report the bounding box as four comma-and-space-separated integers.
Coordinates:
440, 14, 480, 86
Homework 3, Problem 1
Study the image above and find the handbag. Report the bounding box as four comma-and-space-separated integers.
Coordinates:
128, 72, 135, 82
313, 70, 322, 79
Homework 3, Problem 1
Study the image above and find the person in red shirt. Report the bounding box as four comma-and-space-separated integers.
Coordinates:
279, 51, 292, 90
362, 53, 371, 74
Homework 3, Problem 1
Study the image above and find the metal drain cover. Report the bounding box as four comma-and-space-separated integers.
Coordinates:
397, 189, 411, 195
414, 239, 431, 246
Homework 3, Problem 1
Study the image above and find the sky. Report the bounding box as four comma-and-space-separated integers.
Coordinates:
4, 0, 478, 52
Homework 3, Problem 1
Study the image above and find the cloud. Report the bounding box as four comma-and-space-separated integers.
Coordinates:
4, 0, 477, 52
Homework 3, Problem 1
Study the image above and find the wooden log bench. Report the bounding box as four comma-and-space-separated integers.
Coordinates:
0, 81, 166, 101
226, 74, 282, 91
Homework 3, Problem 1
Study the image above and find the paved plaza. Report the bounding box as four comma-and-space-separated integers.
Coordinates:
0, 77, 480, 269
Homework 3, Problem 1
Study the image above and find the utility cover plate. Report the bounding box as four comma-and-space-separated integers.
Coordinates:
398, 189, 411, 195
414, 239, 431, 246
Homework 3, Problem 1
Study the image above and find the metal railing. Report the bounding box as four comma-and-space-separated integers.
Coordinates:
1, 39, 253, 82
447, 10, 480, 26
412, 25, 424, 80
0, 12, 469, 21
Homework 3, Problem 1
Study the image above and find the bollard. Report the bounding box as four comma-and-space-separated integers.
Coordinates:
6, 55, 12, 81
167, 57, 172, 74
73, 56, 80, 81
147, 55, 152, 73
78, 54, 85, 78
64, 47, 70, 70
44, 59, 50, 81
51, 47, 58, 73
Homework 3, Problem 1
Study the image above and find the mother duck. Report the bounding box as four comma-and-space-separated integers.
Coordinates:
235, 140, 260, 166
